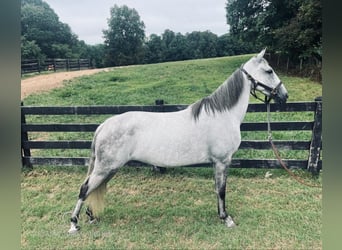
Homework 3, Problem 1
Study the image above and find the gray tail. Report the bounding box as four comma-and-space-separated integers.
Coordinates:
85, 127, 107, 216
87, 136, 96, 176
87, 124, 102, 176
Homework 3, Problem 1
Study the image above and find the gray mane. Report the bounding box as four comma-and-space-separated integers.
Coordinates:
191, 68, 245, 120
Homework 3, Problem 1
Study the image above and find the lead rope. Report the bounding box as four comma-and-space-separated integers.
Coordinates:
266, 102, 321, 188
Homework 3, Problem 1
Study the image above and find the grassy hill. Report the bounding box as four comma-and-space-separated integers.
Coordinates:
23, 54, 322, 106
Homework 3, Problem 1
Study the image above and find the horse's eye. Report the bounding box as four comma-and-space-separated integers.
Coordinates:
266, 69, 273, 74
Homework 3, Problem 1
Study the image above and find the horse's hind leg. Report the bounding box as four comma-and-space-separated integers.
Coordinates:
85, 206, 96, 224
68, 170, 116, 233
68, 177, 90, 233
84, 170, 117, 223
214, 160, 236, 228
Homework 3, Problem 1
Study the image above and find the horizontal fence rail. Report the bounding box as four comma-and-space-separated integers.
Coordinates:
21, 122, 314, 133
21, 58, 90, 75
21, 102, 317, 115
21, 98, 322, 174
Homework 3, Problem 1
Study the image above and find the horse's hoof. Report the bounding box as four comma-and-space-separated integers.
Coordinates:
89, 218, 98, 224
224, 216, 237, 228
68, 224, 80, 234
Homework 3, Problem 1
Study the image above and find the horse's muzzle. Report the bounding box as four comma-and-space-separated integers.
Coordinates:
274, 91, 288, 104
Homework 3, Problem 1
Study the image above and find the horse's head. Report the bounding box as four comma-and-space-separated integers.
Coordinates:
242, 48, 288, 104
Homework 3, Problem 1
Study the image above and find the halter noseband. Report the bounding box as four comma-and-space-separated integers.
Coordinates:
240, 65, 283, 103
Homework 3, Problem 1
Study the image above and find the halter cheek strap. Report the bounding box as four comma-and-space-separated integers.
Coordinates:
240, 65, 283, 104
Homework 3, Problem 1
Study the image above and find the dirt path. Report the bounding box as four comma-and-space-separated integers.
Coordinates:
21, 68, 110, 100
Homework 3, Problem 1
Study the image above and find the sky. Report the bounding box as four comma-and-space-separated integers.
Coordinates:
44, 0, 229, 45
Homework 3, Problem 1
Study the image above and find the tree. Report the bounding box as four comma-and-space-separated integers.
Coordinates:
217, 34, 250, 56
144, 34, 165, 63
88, 44, 106, 68
270, 0, 322, 61
145, 30, 221, 63
21, 36, 43, 60
226, 0, 322, 79
103, 5, 145, 66
226, 0, 266, 50
21, 0, 82, 59
186, 31, 218, 59
168, 32, 189, 61
161, 29, 176, 62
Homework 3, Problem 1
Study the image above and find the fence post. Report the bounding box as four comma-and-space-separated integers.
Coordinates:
152, 99, 167, 173
307, 96, 322, 175
53, 59, 56, 72
66, 59, 70, 71
38, 59, 41, 73
155, 99, 164, 112
21, 102, 33, 169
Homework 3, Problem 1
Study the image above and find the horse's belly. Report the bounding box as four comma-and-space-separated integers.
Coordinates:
132, 132, 210, 167
130, 115, 211, 167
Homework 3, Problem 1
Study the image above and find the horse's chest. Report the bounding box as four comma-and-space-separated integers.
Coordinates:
207, 125, 241, 159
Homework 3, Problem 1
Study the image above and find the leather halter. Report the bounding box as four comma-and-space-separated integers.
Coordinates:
240, 65, 283, 103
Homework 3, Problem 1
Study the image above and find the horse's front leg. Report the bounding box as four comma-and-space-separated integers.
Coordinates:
214, 160, 236, 228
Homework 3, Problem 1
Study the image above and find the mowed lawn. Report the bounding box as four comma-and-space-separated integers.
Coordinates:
21, 55, 322, 249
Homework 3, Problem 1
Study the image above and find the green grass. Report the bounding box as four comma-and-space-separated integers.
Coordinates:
21, 55, 322, 249
21, 167, 322, 249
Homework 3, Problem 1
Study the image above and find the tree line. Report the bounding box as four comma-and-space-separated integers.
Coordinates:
107, 28, 251, 66
21, 0, 321, 79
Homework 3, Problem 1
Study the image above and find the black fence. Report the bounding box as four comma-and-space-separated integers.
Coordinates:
21, 98, 322, 174
21, 58, 90, 75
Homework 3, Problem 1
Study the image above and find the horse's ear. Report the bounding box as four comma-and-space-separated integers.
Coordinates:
256, 48, 267, 60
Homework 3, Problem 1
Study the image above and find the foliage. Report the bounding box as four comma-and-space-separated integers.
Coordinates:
87, 44, 106, 68
143, 34, 165, 63
143, 30, 249, 64
103, 5, 145, 67
20, 0, 104, 67
21, 35, 42, 60
21, 0, 321, 78
226, 0, 322, 75
226, 0, 266, 49
186, 31, 218, 59
271, 0, 322, 61
21, 0, 77, 58
20, 0, 250, 68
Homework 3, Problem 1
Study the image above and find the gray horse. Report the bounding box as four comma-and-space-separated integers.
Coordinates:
68, 49, 288, 233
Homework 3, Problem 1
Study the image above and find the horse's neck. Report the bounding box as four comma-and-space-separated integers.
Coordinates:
198, 76, 251, 125
229, 77, 251, 124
